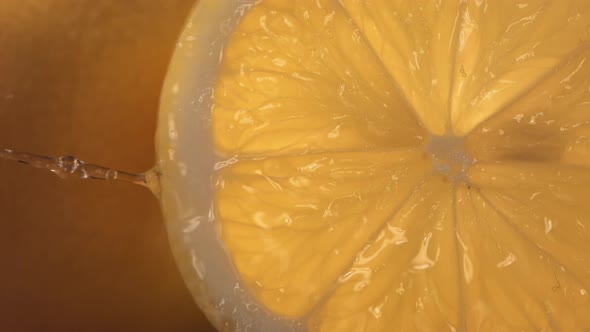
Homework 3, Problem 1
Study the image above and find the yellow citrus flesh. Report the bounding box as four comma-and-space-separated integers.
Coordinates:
466, 48, 590, 165
215, 150, 431, 317
212, 0, 426, 155
337, 0, 463, 135
450, 0, 590, 135
211, 0, 590, 330
309, 176, 459, 331
459, 164, 590, 331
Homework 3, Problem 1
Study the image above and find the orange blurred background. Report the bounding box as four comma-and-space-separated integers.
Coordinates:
0, 0, 215, 331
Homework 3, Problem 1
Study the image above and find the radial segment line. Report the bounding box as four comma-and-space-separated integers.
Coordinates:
451, 184, 467, 332
332, 0, 428, 131
322, 179, 464, 329
214, 146, 424, 165
302, 173, 435, 321
466, 188, 548, 328
465, 43, 590, 136
476, 189, 590, 292
447, 0, 467, 134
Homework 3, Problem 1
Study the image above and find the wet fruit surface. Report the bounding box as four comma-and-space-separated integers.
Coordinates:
210, 0, 590, 330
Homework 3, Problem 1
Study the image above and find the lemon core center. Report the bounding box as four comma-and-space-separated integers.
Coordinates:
426, 135, 472, 183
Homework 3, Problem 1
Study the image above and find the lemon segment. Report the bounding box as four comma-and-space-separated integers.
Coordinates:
451, 0, 590, 135
339, 0, 463, 135
456, 185, 590, 331
469, 162, 590, 286
212, 0, 425, 156
215, 150, 432, 318
309, 176, 458, 332
466, 49, 590, 165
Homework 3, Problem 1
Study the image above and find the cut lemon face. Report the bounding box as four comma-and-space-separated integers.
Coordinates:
208, 0, 590, 330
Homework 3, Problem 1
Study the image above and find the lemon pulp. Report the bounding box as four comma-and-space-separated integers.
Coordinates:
164, 0, 590, 331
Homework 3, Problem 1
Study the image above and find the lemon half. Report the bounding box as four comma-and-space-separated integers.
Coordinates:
160, 0, 590, 331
